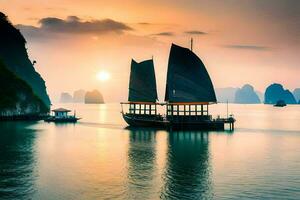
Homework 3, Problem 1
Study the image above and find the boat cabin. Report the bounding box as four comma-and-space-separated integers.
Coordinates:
166, 103, 211, 121
128, 102, 157, 115
52, 108, 71, 118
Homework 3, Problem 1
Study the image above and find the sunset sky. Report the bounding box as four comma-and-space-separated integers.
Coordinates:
1, 0, 299, 102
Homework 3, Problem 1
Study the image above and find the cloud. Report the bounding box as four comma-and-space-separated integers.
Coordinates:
39, 16, 132, 33
16, 15, 133, 39
151, 32, 174, 36
184, 30, 207, 35
223, 45, 271, 51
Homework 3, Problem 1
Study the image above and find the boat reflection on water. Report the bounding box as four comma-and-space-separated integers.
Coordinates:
126, 128, 158, 199
126, 128, 215, 199
161, 131, 213, 199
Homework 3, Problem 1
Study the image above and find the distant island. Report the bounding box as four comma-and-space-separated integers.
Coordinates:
215, 87, 238, 103
234, 84, 261, 104
0, 12, 50, 119
59, 89, 104, 104
73, 89, 86, 103
216, 83, 300, 105
264, 83, 297, 104
60, 92, 73, 103
216, 84, 262, 104
85, 90, 104, 104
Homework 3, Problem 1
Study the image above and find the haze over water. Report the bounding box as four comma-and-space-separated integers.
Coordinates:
0, 103, 300, 200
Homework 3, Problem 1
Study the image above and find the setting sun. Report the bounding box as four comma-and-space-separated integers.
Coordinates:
96, 71, 110, 81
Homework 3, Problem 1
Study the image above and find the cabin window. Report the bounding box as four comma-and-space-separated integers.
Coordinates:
167, 105, 171, 110
129, 104, 134, 114
136, 104, 140, 109
190, 105, 195, 111
185, 105, 190, 112
178, 105, 184, 115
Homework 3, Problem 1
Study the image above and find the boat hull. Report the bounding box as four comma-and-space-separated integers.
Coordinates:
168, 121, 224, 130
123, 114, 166, 128
44, 117, 80, 123
123, 113, 234, 131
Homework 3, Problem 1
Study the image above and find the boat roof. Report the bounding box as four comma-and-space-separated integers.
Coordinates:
52, 108, 71, 112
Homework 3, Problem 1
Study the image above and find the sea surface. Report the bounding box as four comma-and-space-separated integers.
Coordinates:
0, 103, 300, 200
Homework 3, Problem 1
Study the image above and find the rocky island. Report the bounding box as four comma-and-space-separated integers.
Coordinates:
264, 83, 296, 104
85, 90, 104, 104
215, 87, 238, 103
234, 84, 261, 104
60, 92, 73, 103
73, 89, 86, 103
0, 12, 50, 119
0, 61, 48, 119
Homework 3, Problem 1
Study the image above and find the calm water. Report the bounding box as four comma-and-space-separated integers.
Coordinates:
1, 103, 300, 200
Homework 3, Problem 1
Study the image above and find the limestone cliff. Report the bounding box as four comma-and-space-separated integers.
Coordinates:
85, 90, 104, 104
0, 61, 48, 116
0, 12, 50, 107
264, 83, 296, 104
235, 84, 261, 104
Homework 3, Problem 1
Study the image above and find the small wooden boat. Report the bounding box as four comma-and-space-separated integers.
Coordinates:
274, 100, 287, 107
44, 108, 80, 123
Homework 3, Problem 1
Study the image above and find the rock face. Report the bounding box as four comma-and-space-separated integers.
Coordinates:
0, 12, 50, 107
60, 92, 73, 103
264, 83, 297, 104
0, 61, 48, 116
293, 88, 300, 102
215, 87, 238, 103
85, 90, 104, 104
234, 84, 261, 104
73, 90, 86, 103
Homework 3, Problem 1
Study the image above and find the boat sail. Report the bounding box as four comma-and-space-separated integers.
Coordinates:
129, 59, 158, 102
165, 44, 217, 103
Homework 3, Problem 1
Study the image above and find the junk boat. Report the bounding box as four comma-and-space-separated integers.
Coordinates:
44, 108, 80, 123
121, 41, 235, 131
